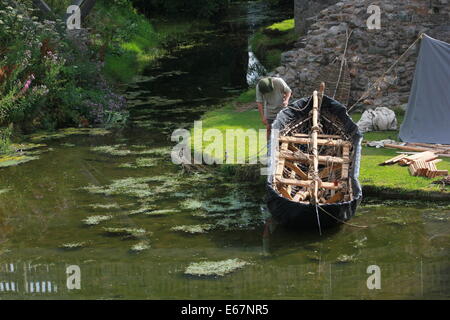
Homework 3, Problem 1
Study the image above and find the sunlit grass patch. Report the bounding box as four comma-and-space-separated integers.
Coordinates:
266, 19, 295, 33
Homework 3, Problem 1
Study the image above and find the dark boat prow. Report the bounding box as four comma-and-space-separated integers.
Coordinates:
266, 91, 363, 230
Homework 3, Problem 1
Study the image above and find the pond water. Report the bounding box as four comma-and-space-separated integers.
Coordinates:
0, 2, 449, 300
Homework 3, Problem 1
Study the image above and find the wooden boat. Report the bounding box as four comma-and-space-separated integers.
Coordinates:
266, 84, 363, 230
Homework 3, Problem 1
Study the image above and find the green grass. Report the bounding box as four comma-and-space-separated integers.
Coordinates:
250, 18, 297, 71
191, 89, 264, 164
93, 2, 164, 82
360, 147, 450, 195
266, 19, 295, 32
194, 97, 449, 196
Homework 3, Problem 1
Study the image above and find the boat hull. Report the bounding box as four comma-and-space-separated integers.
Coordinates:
266, 95, 363, 229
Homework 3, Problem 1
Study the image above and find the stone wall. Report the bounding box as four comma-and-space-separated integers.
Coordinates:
279, 0, 450, 110
294, 0, 341, 35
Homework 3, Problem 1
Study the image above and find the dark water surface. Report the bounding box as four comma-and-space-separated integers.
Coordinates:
0, 2, 449, 299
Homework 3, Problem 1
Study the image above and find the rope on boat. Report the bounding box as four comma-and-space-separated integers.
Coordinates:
315, 204, 323, 236
347, 34, 423, 113
318, 205, 368, 229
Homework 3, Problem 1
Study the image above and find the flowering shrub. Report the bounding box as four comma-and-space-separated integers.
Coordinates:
0, 0, 128, 133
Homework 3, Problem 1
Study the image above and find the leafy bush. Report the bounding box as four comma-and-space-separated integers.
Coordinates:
0, 0, 128, 133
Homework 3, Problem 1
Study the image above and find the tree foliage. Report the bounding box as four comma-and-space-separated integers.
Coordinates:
130, 0, 230, 18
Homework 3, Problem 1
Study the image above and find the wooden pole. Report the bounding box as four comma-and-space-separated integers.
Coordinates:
311, 90, 319, 204
310, 83, 325, 205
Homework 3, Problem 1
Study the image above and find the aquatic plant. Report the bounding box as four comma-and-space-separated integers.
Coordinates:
0, 188, 11, 195
136, 147, 172, 157
119, 158, 158, 168
336, 254, 356, 263
87, 203, 122, 210
0, 155, 39, 168
59, 242, 90, 250
103, 227, 148, 239
353, 237, 368, 249
184, 259, 251, 277
83, 177, 155, 198
171, 224, 215, 234
181, 199, 204, 210
29, 128, 111, 142
144, 209, 180, 216
130, 240, 151, 253
127, 205, 157, 216
83, 215, 113, 226
91, 145, 132, 156
10, 143, 47, 152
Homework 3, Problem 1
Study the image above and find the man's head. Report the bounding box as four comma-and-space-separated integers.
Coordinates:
258, 77, 274, 94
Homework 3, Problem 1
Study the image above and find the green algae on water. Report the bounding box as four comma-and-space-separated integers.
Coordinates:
130, 240, 151, 253
87, 203, 122, 210
136, 147, 171, 157
171, 224, 215, 234
336, 254, 356, 264
11, 143, 47, 152
91, 145, 132, 156
29, 128, 110, 142
103, 227, 148, 239
185, 259, 251, 277
59, 241, 90, 250
0, 155, 40, 168
83, 177, 155, 198
144, 209, 180, 216
119, 158, 158, 168
127, 205, 157, 216
83, 215, 113, 226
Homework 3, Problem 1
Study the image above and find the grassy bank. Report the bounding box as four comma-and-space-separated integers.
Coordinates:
250, 18, 297, 71
192, 92, 450, 198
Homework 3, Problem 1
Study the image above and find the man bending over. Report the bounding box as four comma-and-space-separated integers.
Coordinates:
256, 77, 292, 139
